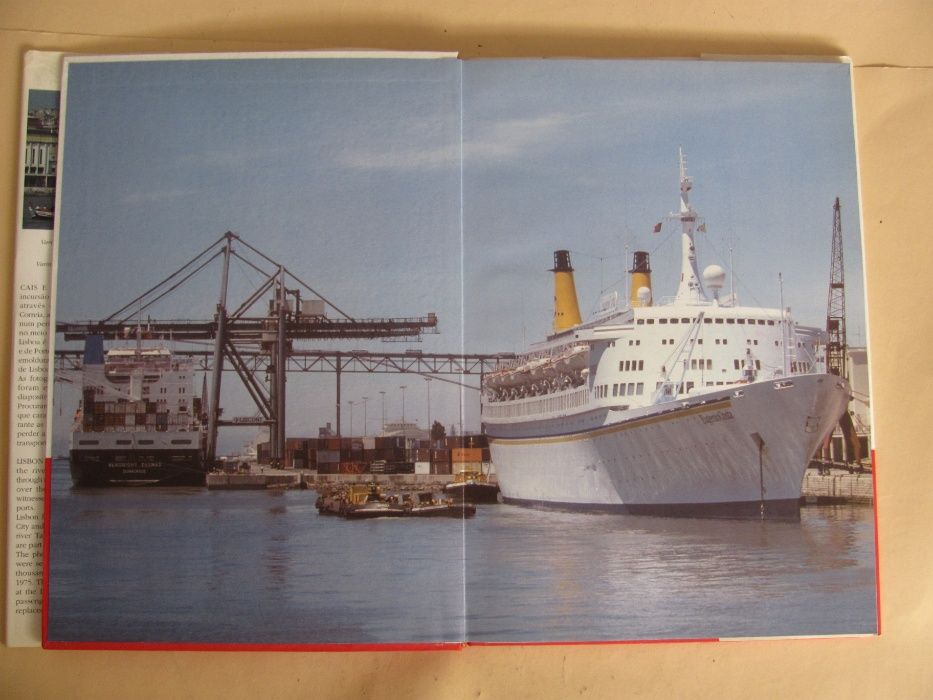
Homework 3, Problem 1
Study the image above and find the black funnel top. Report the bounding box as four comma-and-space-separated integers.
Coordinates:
552, 250, 574, 272
630, 251, 651, 273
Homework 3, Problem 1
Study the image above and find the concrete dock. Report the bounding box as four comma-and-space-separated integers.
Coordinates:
206, 467, 469, 491
206, 467, 302, 490
800, 468, 874, 504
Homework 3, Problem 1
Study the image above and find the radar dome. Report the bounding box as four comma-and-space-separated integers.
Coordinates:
636, 286, 652, 307
703, 265, 727, 290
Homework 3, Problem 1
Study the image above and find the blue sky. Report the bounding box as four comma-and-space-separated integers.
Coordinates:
52, 56, 865, 452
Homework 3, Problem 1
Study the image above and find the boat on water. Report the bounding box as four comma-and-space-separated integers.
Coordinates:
315, 483, 476, 519
28, 204, 54, 220
480, 151, 851, 518
444, 469, 500, 504
68, 333, 208, 486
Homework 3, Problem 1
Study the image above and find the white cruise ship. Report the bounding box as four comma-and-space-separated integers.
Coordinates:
480, 152, 851, 517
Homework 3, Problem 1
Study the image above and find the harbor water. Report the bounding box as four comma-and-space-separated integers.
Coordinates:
47, 460, 877, 645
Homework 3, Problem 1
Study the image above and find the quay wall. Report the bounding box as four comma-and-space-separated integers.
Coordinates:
801, 469, 873, 504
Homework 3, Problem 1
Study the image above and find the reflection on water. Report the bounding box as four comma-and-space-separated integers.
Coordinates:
47, 461, 876, 645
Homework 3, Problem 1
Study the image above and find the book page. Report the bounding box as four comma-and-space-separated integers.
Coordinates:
44, 52, 467, 648
6, 50, 62, 647
461, 57, 876, 642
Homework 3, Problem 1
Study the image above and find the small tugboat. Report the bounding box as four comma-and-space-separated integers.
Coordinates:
444, 469, 500, 504
407, 491, 477, 518
343, 483, 409, 520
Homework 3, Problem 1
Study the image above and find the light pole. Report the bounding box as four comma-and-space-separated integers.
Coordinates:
425, 377, 432, 439
379, 391, 386, 435
348, 400, 355, 437
399, 385, 407, 424
361, 396, 369, 437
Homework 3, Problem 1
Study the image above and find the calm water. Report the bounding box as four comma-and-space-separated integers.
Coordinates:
47, 460, 877, 645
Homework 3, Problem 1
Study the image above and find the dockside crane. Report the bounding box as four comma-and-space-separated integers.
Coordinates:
56, 231, 442, 465
824, 198, 861, 466
826, 197, 847, 379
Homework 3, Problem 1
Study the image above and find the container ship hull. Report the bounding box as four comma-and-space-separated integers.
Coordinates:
69, 431, 207, 487
68, 336, 208, 487
486, 374, 849, 518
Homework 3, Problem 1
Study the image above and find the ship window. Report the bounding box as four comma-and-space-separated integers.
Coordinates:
722, 339, 727, 345
691, 359, 697, 369
682, 317, 690, 323
624, 360, 631, 371
758, 320, 766, 325
116, 440, 131, 445
77, 440, 99, 445
661, 339, 667, 345
727, 318, 735, 324
638, 360, 644, 370
670, 318, 679, 324
659, 318, 668, 324
714, 318, 723, 324
734, 359, 741, 369
706, 359, 712, 369
619, 361, 624, 371
737, 319, 746, 325
636, 340, 640, 346
646, 319, 655, 325
767, 320, 775, 326
686, 382, 694, 392
627, 383, 635, 395
704, 318, 712, 324
138, 440, 154, 445
637, 319, 644, 325
171, 439, 193, 445
756, 360, 761, 369
612, 384, 618, 397
636, 383, 644, 395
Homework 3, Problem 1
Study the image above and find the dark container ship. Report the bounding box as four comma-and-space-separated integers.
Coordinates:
69, 335, 208, 486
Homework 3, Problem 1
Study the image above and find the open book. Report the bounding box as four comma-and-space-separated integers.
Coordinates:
20, 51, 878, 648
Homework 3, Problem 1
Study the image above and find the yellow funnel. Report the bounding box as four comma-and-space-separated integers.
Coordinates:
629, 251, 653, 307
552, 250, 582, 333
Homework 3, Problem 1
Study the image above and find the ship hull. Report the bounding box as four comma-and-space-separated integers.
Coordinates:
485, 374, 850, 518
69, 431, 207, 487
444, 482, 500, 504
69, 450, 207, 486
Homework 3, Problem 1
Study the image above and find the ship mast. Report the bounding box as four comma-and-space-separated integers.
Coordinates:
672, 148, 707, 304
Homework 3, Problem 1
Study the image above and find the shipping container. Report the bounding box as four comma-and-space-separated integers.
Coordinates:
452, 448, 483, 463
431, 461, 452, 475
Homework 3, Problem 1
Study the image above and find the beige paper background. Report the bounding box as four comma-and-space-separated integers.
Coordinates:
1, 2, 931, 697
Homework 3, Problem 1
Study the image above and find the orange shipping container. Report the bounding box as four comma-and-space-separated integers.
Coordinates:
451, 448, 483, 463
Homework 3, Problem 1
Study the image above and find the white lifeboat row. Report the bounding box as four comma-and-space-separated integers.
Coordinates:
484, 345, 589, 402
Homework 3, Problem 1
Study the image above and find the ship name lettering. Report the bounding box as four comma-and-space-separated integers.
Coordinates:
699, 410, 735, 425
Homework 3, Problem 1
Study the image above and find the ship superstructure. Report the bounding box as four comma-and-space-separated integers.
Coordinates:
69, 334, 207, 486
481, 151, 850, 517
